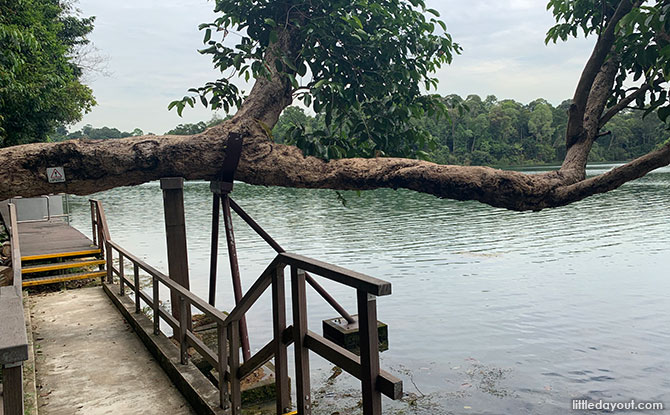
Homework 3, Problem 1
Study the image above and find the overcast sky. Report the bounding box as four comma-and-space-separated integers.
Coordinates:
72, 0, 595, 134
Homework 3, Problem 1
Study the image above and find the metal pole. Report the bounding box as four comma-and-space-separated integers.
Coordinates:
208, 193, 221, 306
228, 198, 356, 325
221, 193, 251, 362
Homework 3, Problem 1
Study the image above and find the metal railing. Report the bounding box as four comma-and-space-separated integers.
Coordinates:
94, 194, 402, 415
12, 195, 70, 224
1, 203, 29, 415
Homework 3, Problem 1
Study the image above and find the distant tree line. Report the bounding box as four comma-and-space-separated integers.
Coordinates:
273, 94, 670, 166
51, 115, 229, 141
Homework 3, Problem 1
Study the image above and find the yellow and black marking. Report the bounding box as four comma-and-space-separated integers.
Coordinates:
22, 271, 107, 287
21, 248, 102, 262
21, 259, 106, 274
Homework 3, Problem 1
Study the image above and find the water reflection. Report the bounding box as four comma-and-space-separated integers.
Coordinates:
67, 164, 670, 414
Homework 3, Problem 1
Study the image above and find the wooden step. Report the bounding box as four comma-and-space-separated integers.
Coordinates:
22, 270, 107, 287
21, 248, 101, 262
21, 258, 106, 274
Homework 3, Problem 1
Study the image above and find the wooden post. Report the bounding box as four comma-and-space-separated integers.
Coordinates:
2, 363, 24, 415
357, 290, 382, 415
228, 323, 242, 415
134, 263, 140, 314
90, 201, 97, 246
291, 267, 311, 415
152, 276, 160, 335
272, 265, 290, 414
217, 323, 230, 410
105, 242, 113, 284
160, 177, 191, 328
119, 253, 125, 296
179, 295, 189, 365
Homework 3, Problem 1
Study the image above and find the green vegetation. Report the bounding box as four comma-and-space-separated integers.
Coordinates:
51, 124, 145, 141
272, 95, 669, 166
171, 0, 460, 159
0, 0, 96, 147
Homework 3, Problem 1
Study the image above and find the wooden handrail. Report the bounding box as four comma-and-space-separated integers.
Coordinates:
107, 240, 229, 326
222, 256, 283, 324
8, 203, 22, 294
1, 203, 28, 415
100, 198, 400, 415
279, 252, 392, 296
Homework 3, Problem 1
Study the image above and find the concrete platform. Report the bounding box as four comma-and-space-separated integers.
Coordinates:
29, 287, 195, 415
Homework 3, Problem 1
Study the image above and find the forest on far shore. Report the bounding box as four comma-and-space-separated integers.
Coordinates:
54, 93, 670, 167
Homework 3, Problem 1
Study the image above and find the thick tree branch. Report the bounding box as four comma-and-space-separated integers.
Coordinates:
599, 84, 651, 128
565, 0, 635, 146
553, 142, 670, 205
2, 128, 668, 212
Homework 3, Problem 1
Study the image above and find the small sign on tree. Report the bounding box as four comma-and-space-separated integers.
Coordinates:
47, 167, 66, 183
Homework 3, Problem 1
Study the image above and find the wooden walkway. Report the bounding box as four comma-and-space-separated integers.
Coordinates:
29, 287, 195, 415
18, 221, 99, 260
14, 220, 106, 287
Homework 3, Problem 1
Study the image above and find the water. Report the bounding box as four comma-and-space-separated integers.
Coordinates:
67, 164, 670, 414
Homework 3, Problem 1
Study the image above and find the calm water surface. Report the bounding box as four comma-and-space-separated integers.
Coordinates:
68, 164, 670, 414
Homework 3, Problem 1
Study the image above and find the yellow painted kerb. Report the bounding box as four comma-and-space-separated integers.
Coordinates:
21, 248, 101, 261
22, 271, 107, 287
21, 259, 106, 274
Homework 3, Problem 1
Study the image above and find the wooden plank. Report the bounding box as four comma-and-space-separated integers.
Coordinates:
358, 290, 382, 414
229, 323, 242, 415
279, 252, 391, 296
224, 255, 282, 323
2, 364, 24, 415
304, 331, 402, 400
161, 177, 191, 328
218, 323, 230, 410
291, 267, 311, 415
0, 287, 28, 364
21, 270, 107, 287
272, 266, 291, 414
17, 221, 96, 257
108, 240, 229, 326
21, 248, 101, 261
21, 258, 105, 274
237, 339, 275, 380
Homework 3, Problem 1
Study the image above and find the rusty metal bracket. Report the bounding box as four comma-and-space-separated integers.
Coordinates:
211, 132, 243, 194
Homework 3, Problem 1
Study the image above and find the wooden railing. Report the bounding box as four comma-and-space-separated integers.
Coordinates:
89, 199, 110, 256
103, 225, 402, 415
1, 203, 29, 415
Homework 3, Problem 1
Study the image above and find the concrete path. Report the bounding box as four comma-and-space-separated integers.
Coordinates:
29, 287, 195, 415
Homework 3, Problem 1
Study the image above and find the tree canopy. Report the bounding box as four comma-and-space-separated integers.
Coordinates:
0, 0, 96, 147
1, 0, 670, 212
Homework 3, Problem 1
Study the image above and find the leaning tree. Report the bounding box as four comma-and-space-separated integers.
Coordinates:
1, 0, 669, 211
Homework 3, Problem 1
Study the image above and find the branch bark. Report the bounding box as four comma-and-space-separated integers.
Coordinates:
2, 128, 668, 211
565, 0, 635, 148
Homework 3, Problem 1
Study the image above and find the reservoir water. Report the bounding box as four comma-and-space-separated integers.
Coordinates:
67, 163, 670, 414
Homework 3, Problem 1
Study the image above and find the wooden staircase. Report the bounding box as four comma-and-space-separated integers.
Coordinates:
21, 249, 106, 287
16, 200, 111, 288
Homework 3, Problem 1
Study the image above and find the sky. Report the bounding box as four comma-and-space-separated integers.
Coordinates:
72, 0, 596, 134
